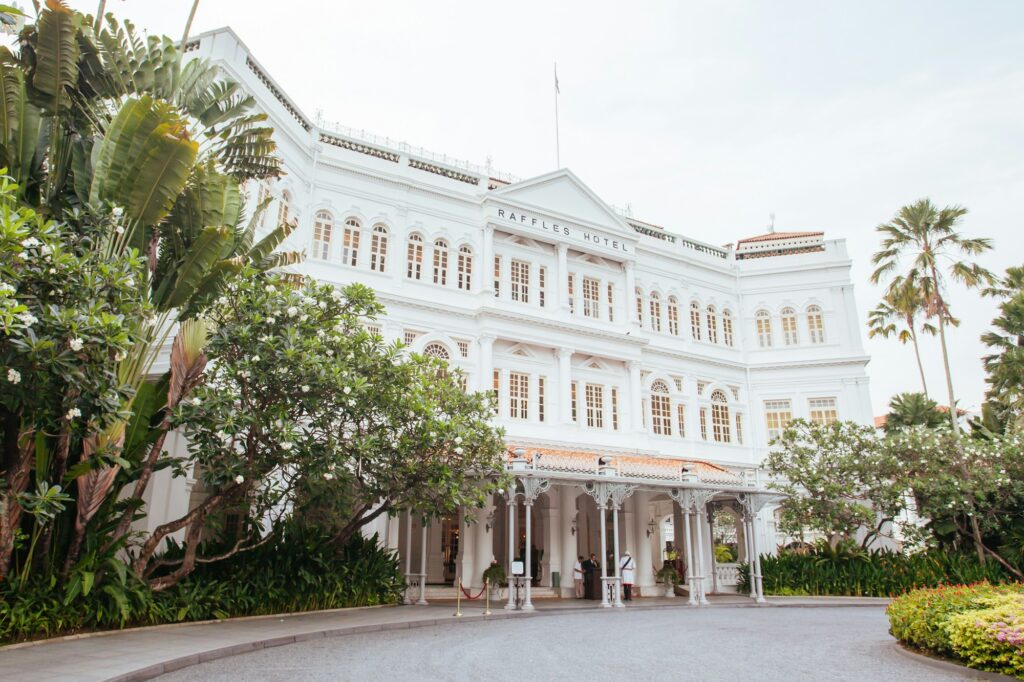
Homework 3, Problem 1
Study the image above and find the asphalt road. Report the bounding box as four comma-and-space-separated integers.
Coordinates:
157, 606, 969, 681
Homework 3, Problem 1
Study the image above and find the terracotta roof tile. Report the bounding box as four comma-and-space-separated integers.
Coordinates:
737, 230, 824, 245
506, 445, 742, 485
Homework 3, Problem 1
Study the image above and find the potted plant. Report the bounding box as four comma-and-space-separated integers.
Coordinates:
656, 564, 680, 598
482, 562, 507, 599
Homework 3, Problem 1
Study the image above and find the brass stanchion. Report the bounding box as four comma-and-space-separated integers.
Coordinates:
483, 578, 491, 616
454, 578, 463, 617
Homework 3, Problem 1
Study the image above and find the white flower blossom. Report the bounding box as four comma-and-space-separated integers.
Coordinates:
191, 396, 202, 406
323, 472, 334, 480
286, 306, 299, 317
65, 407, 81, 420
265, 284, 276, 293
21, 237, 40, 248
455, 447, 464, 455
280, 441, 294, 451
326, 349, 334, 356
235, 474, 245, 484
114, 225, 125, 235
18, 312, 37, 326
39, 244, 51, 256
454, 436, 463, 444
343, 386, 351, 395
0, 282, 13, 294
114, 351, 126, 361
346, 352, 354, 360
69, 338, 84, 351
112, 207, 124, 218
301, 385, 310, 393
216, 296, 229, 306
348, 399, 356, 407
331, 290, 343, 302
251, 355, 261, 363
267, 316, 276, 325
7, 368, 21, 384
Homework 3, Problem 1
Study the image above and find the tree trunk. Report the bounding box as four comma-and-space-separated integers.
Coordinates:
0, 430, 35, 579
969, 514, 986, 565
909, 328, 929, 398
931, 267, 959, 433
108, 427, 171, 550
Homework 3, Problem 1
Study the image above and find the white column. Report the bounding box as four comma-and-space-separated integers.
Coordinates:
417, 518, 428, 605
482, 225, 494, 295
560, 485, 578, 598
404, 510, 414, 605
751, 514, 766, 603
598, 501, 610, 607
632, 492, 654, 595
625, 261, 637, 323
694, 509, 709, 605
570, 273, 581, 315
523, 498, 535, 611
542, 504, 561, 588
473, 496, 495, 589
477, 334, 495, 393
499, 369, 510, 420
612, 503, 624, 608
558, 348, 573, 424
459, 508, 475, 591
708, 511, 719, 595
683, 508, 695, 605
505, 489, 517, 610
556, 243, 569, 310
628, 361, 643, 432
744, 516, 756, 599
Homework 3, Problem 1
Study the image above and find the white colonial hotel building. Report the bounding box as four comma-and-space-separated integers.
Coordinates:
164, 28, 873, 607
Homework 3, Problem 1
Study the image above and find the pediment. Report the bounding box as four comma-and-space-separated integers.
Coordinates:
489, 169, 635, 239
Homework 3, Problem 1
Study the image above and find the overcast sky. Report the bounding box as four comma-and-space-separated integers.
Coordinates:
64, 1, 1024, 415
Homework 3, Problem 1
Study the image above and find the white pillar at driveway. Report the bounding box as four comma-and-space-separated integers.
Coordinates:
505, 487, 517, 611
631, 492, 654, 595
472, 496, 496, 590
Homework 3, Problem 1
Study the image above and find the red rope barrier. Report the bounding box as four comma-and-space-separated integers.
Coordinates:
460, 583, 487, 600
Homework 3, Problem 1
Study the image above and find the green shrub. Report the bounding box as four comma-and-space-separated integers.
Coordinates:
944, 593, 1024, 678
739, 544, 1011, 597
0, 529, 403, 644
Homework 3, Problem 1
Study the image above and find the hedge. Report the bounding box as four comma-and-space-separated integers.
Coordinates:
887, 582, 1024, 679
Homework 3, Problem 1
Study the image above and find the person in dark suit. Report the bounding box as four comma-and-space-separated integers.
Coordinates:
582, 553, 600, 599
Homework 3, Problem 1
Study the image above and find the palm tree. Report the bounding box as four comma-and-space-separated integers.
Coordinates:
867, 275, 936, 397
871, 199, 995, 432
884, 392, 946, 433
981, 266, 1024, 429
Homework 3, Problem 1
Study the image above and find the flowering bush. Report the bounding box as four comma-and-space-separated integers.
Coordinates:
887, 582, 1024, 677
944, 593, 1024, 678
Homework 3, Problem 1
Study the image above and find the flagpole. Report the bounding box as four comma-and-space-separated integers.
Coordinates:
554, 62, 561, 168
181, 0, 200, 51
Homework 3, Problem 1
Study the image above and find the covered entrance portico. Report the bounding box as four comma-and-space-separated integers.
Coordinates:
391, 446, 781, 609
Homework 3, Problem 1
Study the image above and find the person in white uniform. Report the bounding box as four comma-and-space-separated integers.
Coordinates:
620, 551, 635, 602
573, 555, 584, 599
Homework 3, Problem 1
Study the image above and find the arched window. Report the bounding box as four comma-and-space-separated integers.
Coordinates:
422, 342, 451, 361
722, 310, 734, 347
649, 292, 662, 332
635, 288, 644, 327
369, 225, 388, 273
667, 296, 680, 336
407, 233, 423, 280
433, 239, 449, 285
342, 217, 361, 267
650, 380, 672, 436
711, 389, 730, 443
312, 210, 333, 260
807, 305, 825, 344
706, 305, 718, 343
457, 245, 473, 291
277, 190, 292, 226
756, 310, 773, 348
690, 302, 702, 340
781, 307, 798, 345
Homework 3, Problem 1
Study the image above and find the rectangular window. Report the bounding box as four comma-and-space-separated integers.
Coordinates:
493, 256, 501, 298
699, 408, 708, 440
607, 283, 615, 322
586, 383, 604, 428
676, 404, 686, 438
570, 381, 578, 423
538, 377, 546, 423
764, 399, 793, 443
511, 260, 530, 303
808, 398, 838, 426
583, 277, 600, 318
567, 273, 575, 314
735, 412, 743, 444
509, 372, 529, 420
343, 227, 360, 267
539, 266, 547, 308
492, 369, 500, 409
404, 330, 421, 346
611, 387, 619, 430
651, 394, 671, 436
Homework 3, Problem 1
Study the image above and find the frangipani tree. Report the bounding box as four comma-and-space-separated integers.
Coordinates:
146, 273, 507, 590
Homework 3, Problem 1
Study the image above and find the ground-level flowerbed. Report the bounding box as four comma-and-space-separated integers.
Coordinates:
887, 582, 1024, 679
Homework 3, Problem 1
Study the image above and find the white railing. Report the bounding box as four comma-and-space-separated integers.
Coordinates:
515, 452, 743, 486
714, 563, 740, 586
318, 121, 520, 184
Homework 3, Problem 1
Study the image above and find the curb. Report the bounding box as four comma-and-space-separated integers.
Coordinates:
890, 642, 1017, 681
105, 610, 531, 682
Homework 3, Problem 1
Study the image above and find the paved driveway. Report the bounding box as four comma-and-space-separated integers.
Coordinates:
157, 606, 968, 681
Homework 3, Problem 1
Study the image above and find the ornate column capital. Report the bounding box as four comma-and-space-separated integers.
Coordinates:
557, 347, 574, 359
521, 477, 550, 505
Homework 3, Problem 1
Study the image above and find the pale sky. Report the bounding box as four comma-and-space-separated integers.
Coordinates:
63, 1, 1024, 416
